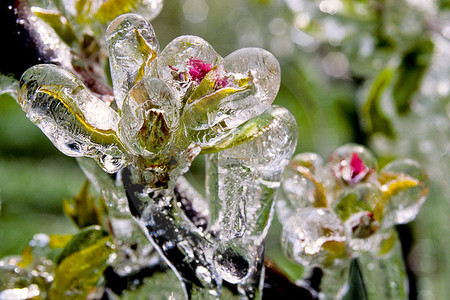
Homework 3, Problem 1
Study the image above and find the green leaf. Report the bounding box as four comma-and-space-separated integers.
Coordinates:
378, 171, 420, 200
343, 259, 368, 300
56, 226, 109, 265
120, 269, 185, 300
49, 234, 74, 249
51, 228, 113, 300
75, 0, 91, 16
187, 78, 250, 108
134, 29, 158, 84
95, 0, 140, 24
392, 39, 434, 114
333, 193, 363, 221
289, 163, 328, 208
32, 8, 78, 46
63, 181, 106, 229
357, 231, 408, 299
200, 105, 276, 153
139, 109, 171, 154
361, 68, 395, 138
186, 70, 218, 104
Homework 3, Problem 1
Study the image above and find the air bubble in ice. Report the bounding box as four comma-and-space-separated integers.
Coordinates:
213, 247, 250, 284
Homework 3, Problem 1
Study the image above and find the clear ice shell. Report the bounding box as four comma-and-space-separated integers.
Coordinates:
76, 158, 158, 276
277, 152, 329, 225
380, 158, 429, 226
152, 35, 222, 95
18, 64, 128, 173
319, 261, 350, 300
282, 207, 346, 268
357, 230, 408, 299
119, 77, 179, 157
106, 13, 159, 109
212, 245, 251, 284
121, 166, 222, 299
218, 47, 281, 129
152, 37, 281, 147
206, 106, 297, 294
207, 106, 298, 242
332, 183, 383, 252
328, 143, 377, 186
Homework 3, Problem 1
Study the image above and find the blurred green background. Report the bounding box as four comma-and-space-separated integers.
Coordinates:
1, 0, 449, 298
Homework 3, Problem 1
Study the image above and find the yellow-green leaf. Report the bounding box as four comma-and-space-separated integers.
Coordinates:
95, 0, 140, 24
200, 107, 274, 153
379, 172, 420, 200
378, 231, 396, 256
134, 28, 158, 84
32, 8, 78, 46
63, 181, 106, 229
291, 164, 328, 208
18, 246, 33, 268
56, 226, 109, 265
50, 235, 113, 300
49, 234, 74, 249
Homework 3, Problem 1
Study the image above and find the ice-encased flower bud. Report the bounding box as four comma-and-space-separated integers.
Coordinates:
328, 143, 377, 185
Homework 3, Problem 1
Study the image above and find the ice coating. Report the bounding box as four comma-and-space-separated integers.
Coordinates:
328, 143, 377, 186
220, 48, 281, 128
77, 158, 158, 276
16, 12, 291, 298
121, 165, 222, 299
112, 105, 296, 299
207, 106, 298, 241
119, 77, 179, 157
18, 64, 128, 173
106, 13, 159, 109
333, 183, 382, 251
0, 234, 55, 299
107, 18, 283, 176
206, 106, 297, 298
149, 36, 281, 147
380, 159, 429, 226
152, 35, 222, 95
277, 152, 328, 224
17, 12, 284, 179
282, 207, 346, 267
176, 47, 282, 139
357, 230, 408, 299
278, 144, 429, 298
126, 0, 164, 22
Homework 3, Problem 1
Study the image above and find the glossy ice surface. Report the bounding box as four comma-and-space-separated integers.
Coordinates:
16, 12, 294, 299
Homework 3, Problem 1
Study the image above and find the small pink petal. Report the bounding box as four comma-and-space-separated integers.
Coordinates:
188, 58, 212, 83
350, 152, 366, 179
